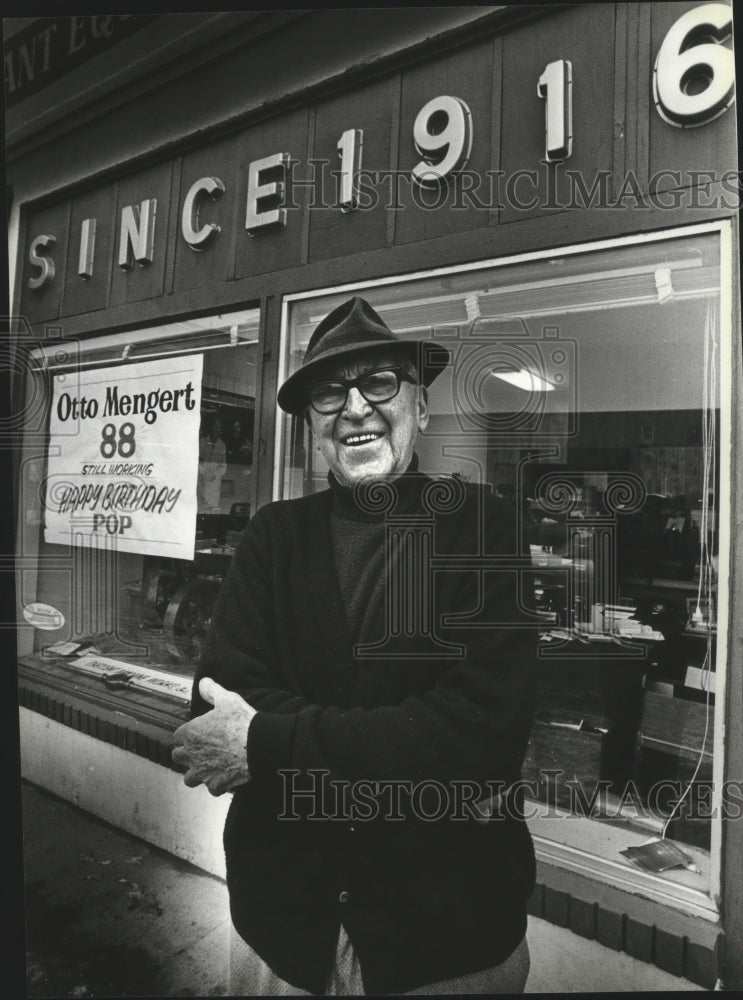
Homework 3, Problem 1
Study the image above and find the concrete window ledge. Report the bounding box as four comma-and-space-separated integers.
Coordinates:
18, 656, 189, 769
528, 860, 721, 988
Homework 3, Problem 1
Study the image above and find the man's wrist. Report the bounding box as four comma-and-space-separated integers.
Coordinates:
246, 710, 298, 782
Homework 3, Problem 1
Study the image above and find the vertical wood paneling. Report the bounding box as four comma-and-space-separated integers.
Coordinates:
488, 34, 504, 228
647, 2, 736, 201
254, 294, 282, 512
386, 74, 403, 248
499, 4, 615, 226
232, 110, 309, 279
163, 157, 182, 297
173, 133, 245, 293
109, 161, 173, 308
611, 4, 628, 197
394, 39, 495, 245
61, 186, 117, 318
299, 107, 316, 266
308, 76, 397, 262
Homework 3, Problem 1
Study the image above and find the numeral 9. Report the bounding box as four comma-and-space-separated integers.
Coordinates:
412, 95, 473, 187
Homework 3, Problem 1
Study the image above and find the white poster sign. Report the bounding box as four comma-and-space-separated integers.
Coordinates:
45, 355, 203, 559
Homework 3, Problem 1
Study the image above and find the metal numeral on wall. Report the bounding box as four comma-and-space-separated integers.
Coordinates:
653, 3, 735, 128
537, 59, 573, 162
412, 95, 473, 187
337, 128, 364, 212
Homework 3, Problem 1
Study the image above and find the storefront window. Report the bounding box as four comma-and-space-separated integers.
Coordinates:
19, 308, 259, 684
278, 228, 728, 909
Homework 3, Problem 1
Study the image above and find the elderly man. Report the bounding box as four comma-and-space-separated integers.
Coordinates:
173, 297, 536, 996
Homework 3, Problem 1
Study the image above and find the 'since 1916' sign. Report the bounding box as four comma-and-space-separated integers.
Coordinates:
44, 355, 203, 560
23, 4, 736, 299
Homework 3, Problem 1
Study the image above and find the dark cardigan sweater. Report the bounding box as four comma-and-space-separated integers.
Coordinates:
192, 468, 537, 995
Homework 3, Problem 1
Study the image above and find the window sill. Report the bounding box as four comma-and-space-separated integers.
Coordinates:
18, 654, 190, 769
526, 799, 716, 921
525, 799, 721, 988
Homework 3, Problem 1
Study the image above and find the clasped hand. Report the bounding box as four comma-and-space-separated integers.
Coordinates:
172, 677, 256, 796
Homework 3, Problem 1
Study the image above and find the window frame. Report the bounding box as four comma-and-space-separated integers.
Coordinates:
16, 306, 261, 670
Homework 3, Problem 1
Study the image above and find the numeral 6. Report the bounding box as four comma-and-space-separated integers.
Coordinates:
653, 3, 735, 128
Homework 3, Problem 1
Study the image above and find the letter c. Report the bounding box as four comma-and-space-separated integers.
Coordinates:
181, 177, 224, 250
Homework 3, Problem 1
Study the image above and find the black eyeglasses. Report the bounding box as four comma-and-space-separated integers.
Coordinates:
307, 367, 417, 415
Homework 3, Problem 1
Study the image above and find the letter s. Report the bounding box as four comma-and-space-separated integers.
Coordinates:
28, 234, 56, 290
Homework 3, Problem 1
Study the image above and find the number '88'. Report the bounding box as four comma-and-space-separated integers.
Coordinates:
100, 422, 136, 458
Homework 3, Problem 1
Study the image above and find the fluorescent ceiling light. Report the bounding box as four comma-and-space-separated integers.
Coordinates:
491, 368, 555, 392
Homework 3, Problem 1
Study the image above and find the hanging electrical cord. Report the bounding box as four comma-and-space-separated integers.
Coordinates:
660, 647, 713, 840
661, 300, 717, 841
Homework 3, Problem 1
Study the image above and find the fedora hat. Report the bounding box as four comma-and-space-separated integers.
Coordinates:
277, 296, 450, 415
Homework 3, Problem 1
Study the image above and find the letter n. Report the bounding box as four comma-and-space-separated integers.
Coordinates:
118, 199, 157, 270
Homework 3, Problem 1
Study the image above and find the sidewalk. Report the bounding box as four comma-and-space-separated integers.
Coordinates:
20, 781, 701, 996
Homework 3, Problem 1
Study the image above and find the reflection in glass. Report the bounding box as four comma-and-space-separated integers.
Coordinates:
24, 308, 259, 678
279, 233, 722, 863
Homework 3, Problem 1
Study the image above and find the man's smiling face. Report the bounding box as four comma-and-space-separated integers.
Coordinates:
307, 349, 429, 487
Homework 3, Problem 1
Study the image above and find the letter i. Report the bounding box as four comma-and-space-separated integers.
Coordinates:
78, 219, 97, 279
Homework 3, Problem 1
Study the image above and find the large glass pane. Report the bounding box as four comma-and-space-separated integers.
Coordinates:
20, 308, 259, 681
279, 232, 721, 875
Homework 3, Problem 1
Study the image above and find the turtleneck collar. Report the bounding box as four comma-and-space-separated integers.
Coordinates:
328, 454, 428, 522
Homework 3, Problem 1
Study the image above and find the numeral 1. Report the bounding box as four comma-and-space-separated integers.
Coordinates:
537, 59, 573, 162
337, 128, 364, 212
